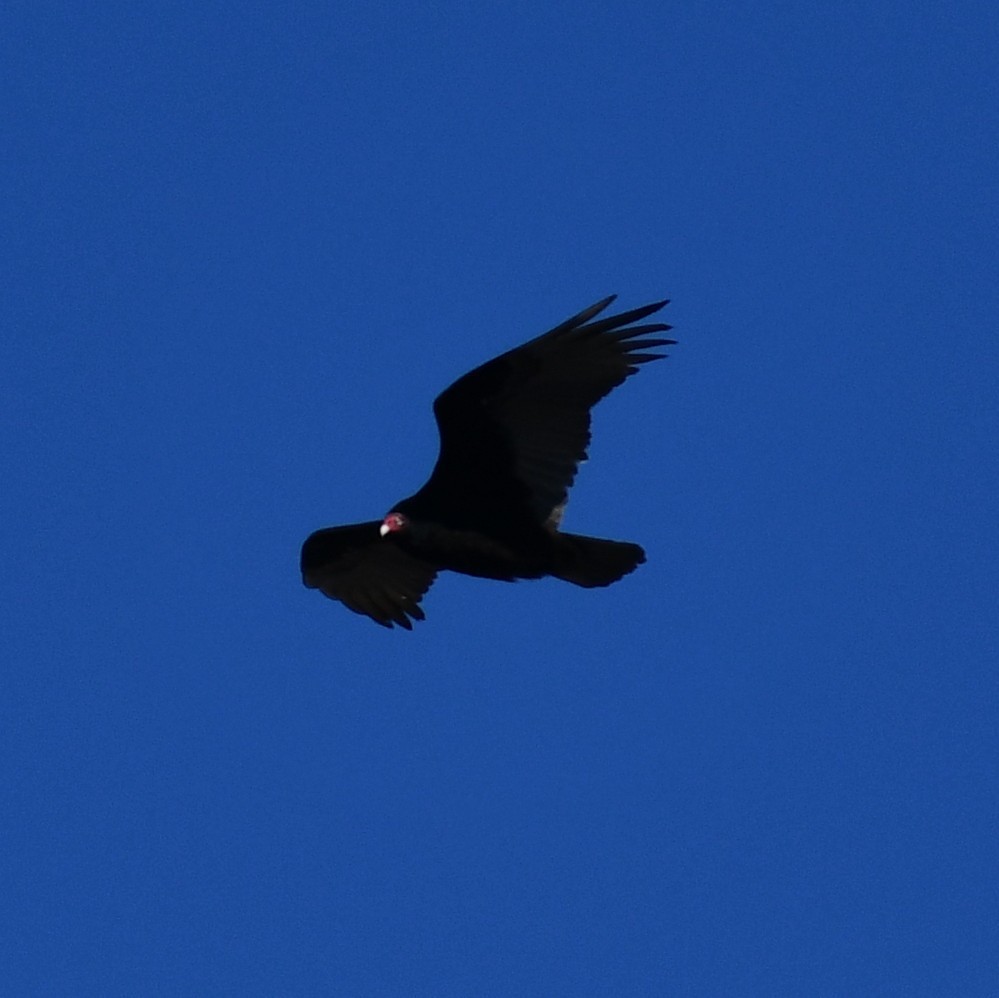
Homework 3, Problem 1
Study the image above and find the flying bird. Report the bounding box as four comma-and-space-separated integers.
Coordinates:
301, 295, 674, 628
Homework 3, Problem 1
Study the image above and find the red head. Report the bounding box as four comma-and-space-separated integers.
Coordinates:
379, 511, 408, 537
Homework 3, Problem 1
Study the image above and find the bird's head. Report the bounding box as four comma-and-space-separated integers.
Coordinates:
379, 511, 409, 537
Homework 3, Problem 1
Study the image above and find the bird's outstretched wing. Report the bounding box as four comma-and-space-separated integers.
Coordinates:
417, 296, 673, 524
300, 522, 438, 629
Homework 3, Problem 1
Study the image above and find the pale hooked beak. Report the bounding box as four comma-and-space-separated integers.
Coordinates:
379, 523, 390, 537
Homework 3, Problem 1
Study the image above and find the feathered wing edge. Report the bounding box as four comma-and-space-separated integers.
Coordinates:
424, 297, 675, 527
490, 295, 676, 522
301, 521, 438, 629
533, 294, 671, 344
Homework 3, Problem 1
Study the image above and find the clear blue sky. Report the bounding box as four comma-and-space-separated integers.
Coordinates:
3, 3, 997, 995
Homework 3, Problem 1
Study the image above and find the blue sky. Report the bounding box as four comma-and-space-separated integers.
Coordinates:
3, 2, 997, 994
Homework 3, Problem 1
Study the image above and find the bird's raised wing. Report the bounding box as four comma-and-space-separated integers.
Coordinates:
417, 296, 673, 524
300, 521, 438, 629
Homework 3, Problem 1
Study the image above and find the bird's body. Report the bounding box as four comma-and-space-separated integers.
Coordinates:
301, 295, 674, 628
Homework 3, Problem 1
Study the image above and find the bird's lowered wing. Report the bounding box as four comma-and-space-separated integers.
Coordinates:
300, 521, 438, 629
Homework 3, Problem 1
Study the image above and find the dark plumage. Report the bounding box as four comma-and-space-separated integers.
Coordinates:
301, 295, 675, 628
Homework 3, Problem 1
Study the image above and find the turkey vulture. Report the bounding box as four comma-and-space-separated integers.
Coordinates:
301, 295, 674, 628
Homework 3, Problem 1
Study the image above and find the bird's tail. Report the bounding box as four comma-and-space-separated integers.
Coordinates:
552, 533, 646, 588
